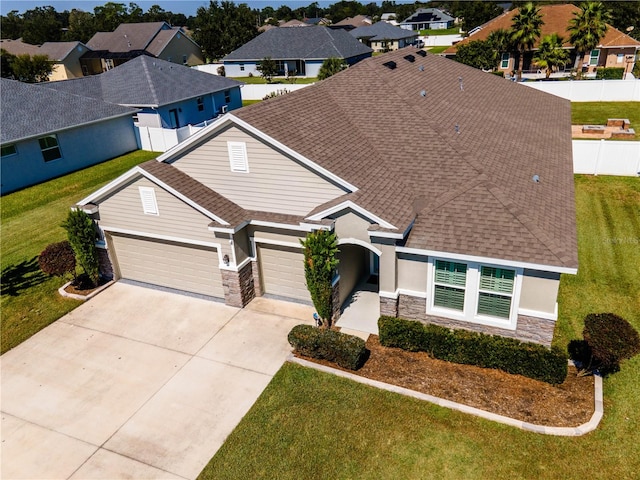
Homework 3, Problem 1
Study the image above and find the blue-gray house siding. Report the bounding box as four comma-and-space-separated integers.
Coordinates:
1, 116, 138, 195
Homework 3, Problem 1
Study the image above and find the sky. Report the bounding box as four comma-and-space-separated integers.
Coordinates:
0, 0, 384, 16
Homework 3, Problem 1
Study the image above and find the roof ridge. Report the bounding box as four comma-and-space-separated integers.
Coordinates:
140, 57, 161, 106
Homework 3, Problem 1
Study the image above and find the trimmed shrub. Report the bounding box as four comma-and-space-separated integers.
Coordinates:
595, 67, 624, 80
288, 324, 368, 370
38, 241, 76, 279
378, 316, 567, 384
583, 313, 640, 375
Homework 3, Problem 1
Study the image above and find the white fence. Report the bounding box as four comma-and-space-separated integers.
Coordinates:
135, 122, 210, 152
573, 140, 640, 176
420, 34, 462, 47
192, 63, 224, 75
523, 79, 640, 101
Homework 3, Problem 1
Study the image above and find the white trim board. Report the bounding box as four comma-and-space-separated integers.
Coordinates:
307, 201, 397, 230
396, 246, 577, 275
338, 238, 382, 256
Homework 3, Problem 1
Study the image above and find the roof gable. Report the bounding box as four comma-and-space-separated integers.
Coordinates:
0, 78, 136, 144
39, 42, 88, 61
87, 22, 168, 52
40, 56, 242, 107
223, 26, 372, 61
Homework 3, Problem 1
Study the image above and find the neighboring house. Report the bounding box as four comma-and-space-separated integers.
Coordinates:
444, 4, 640, 75
223, 27, 373, 77
400, 8, 455, 31
42, 56, 243, 129
279, 19, 310, 27
76, 49, 577, 347
0, 78, 137, 195
304, 17, 331, 26
330, 15, 373, 31
350, 22, 419, 52
39, 42, 92, 80
0, 39, 91, 81
83, 21, 204, 74
380, 13, 399, 26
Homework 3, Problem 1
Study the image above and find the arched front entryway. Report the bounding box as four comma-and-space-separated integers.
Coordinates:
335, 240, 381, 334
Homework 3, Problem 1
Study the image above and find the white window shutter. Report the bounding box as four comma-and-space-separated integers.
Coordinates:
227, 141, 248, 172
139, 187, 159, 215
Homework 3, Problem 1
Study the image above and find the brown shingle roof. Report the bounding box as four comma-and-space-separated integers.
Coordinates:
445, 4, 640, 54
234, 48, 577, 268
0, 39, 40, 56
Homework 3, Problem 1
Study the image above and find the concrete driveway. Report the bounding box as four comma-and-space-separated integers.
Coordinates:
1, 282, 313, 479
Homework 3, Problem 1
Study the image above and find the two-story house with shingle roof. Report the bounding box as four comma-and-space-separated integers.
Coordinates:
82, 21, 203, 75
222, 26, 373, 78
0, 78, 138, 194
350, 22, 419, 52
75, 49, 578, 346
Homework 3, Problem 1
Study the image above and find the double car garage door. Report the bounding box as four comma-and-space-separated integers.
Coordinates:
109, 234, 223, 298
109, 234, 310, 303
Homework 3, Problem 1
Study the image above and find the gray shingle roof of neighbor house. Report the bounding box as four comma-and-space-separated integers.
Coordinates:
402, 8, 455, 24
223, 26, 373, 61
87, 22, 177, 52
350, 22, 419, 41
38, 41, 88, 61
231, 48, 578, 269
0, 78, 137, 144
40, 56, 242, 108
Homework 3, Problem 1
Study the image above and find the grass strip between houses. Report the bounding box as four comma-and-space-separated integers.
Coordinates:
199, 175, 640, 480
1, 149, 158, 354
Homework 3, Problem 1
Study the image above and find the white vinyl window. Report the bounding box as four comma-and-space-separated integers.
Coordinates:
500, 53, 510, 69
227, 141, 248, 172
617, 53, 624, 64
139, 186, 159, 215
589, 49, 600, 66
428, 258, 521, 329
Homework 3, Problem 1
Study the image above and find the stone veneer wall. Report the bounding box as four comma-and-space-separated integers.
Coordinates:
380, 296, 398, 317
397, 294, 555, 346
98, 247, 114, 280
251, 260, 263, 296
221, 261, 255, 307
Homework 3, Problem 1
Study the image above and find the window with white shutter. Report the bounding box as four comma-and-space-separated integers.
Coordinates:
139, 186, 159, 215
227, 141, 248, 172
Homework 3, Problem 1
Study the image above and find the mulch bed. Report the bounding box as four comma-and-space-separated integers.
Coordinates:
63, 276, 109, 296
297, 335, 595, 427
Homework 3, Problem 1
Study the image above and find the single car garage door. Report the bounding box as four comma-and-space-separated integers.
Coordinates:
110, 234, 223, 298
258, 244, 311, 303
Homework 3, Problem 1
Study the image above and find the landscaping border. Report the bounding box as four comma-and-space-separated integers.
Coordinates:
288, 355, 603, 436
58, 279, 115, 301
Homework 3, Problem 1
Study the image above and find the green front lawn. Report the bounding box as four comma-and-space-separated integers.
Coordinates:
200, 175, 640, 479
571, 102, 640, 127
1, 150, 157, 354
427, 45, 449, 54
419, 27, 460, 36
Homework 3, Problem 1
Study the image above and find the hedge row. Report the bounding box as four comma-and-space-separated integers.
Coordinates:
288, 324, 368, 371
378, 316, 567, 385
595, 67, 625, 80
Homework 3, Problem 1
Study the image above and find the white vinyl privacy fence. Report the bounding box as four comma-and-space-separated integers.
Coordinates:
523, 79, 640, 101
573, 140, 640, 176
135, 122, 210, 152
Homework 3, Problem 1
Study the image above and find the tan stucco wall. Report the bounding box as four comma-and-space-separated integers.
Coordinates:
157, 34, 204, 66
376, 240, 396, 293
333, 210, 372, 243
337, 244, 368, 304
519, 269, 561, 314
397, 252, 428, 293
603, 47, 636, 69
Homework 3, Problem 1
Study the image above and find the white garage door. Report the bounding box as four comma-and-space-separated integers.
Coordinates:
258, 244, 311, 302
110, 234, 223, 298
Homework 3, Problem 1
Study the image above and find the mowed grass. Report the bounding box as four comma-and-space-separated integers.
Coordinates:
1, 150, 157, 354
571, 102, 640, 139
199, 175, 640, 480
232, 76, 318, 84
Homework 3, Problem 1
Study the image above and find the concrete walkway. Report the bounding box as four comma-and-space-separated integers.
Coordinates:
336, 282, 380, 335
1, 283, 313, 480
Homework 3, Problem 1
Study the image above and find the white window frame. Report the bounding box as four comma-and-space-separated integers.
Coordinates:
589, 49, 600, 66
426, 257, 523, 330
617, 53, 624, 64
500, 53, 510, 69
227, 141, 248, 173
138, 186, 159, 215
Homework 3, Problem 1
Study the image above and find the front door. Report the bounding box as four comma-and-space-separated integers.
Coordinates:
169, 108, 179, 129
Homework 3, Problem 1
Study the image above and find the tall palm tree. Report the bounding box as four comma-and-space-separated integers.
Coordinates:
569, 2, 611, 71
533, 33, 571, 78
487, 28, 513, 71
510, 2, 544, 80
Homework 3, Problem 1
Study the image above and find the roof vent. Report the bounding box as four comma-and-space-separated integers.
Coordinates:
455, 124, 460, 134
418, 65, 424, 72
416, 50, 427, 57
533, 174, 540, 183
382, 61, 397, 70
458, 76, 464, 91
404, 54, 415, 63
420, 90, 426, 97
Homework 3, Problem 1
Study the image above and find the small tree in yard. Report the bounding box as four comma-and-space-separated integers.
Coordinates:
571, 313, 640, 376
318, 58, 347, 80
38, 241, 76, 280
257, 56, 278, 83
62, 209, 100, 288
301, 230, 339, 328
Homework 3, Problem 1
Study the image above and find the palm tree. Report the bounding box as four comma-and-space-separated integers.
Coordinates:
487, 28, 513, 71
533, 33, 570, 78
510, 2, 544, 80
569, 2, 611, 71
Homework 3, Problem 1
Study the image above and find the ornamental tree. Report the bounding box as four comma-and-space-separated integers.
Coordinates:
62, 209, 99, 287
301, 229, 339, 328
38, 241, 76, 279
